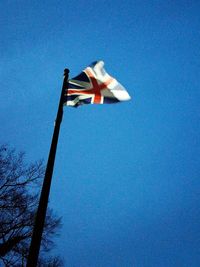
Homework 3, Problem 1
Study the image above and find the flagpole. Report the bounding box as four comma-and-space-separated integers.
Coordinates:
27, 69, 69, 267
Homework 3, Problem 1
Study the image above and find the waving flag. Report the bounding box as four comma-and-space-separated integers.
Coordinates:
64, 61, 131, 107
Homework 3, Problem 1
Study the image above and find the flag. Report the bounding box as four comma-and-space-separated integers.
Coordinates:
63, 61, 131, 107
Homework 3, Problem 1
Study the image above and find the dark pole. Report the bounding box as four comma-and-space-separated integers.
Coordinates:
27, 69, 69, 267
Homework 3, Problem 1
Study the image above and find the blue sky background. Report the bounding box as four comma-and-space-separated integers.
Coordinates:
1, 1, 200, 266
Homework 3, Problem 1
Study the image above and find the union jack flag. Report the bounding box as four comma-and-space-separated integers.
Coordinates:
63, 61, 131, 107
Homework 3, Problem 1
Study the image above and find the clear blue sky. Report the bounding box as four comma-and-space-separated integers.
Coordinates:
1, 1, 200, 266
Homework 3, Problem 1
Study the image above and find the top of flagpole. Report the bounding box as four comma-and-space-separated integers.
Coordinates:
63, 69, 69, 90
64, 68, 69, 77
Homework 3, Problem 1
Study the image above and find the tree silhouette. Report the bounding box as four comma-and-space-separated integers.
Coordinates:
0, 145, 63, 266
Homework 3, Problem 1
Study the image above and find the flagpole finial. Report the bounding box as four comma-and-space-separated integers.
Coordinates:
64, 68, 69, 77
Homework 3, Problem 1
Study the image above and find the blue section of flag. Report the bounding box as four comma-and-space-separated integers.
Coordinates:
103, 97, 120, 104
72, 72, 90, 83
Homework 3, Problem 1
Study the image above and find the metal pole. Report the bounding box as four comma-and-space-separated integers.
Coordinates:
27, 69, 69, 267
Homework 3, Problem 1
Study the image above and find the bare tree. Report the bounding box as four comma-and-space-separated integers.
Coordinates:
0, 145, 63, 266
